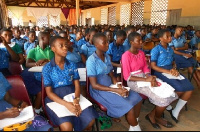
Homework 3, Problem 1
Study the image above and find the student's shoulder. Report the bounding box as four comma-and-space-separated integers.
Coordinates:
43, 62, 52, 72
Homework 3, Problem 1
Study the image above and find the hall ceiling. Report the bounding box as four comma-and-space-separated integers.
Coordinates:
5, 0, 151, 9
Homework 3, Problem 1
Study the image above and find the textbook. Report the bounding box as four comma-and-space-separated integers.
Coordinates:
46, 93, 92, 118
0, 106, 34, 130
78, 68, 86, 82
162, 73, 185, 80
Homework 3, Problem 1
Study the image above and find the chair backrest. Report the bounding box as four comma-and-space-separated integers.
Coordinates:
196, 50, 200, 61
6, 75, 32, 106
41, 78, 59, 128
8, 61, 23, 75
86, 75, 107, 112
142, 42, 154, 50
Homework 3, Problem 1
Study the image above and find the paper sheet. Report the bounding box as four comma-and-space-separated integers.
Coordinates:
117, 67, 121, 74
109, 83, 130, 97
46, 93, 92, 118
28, 66, 43, 72
0, 106, 34, 129
78, 68, 86, 82
162, 73, 185, 80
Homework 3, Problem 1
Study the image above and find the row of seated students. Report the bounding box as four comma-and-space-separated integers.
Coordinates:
0, 24, 199, 131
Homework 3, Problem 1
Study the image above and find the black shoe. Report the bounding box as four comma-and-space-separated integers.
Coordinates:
161, 121, 174, 128
145, 115, 161, 129
167, 109, 179, 123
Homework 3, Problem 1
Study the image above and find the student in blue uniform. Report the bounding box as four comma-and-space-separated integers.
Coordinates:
0, 28, 19, 76
81, 28, 97, 63
24, 31, 36, 55
42, 36, 97, 131
77, 28, 90, 48
87, 33, 142, 131
151, 29, 194, 124
169, 26, 200, 88
70, 31, 83, 49
11, 28, 26, 50
106, 30, 126, 81
23, 27, 30, 41
0, 72, 52, 131
189, 30, 200, 50
123, 26, 136, 52
146, 27, 159, 42
105, 30, 114, 44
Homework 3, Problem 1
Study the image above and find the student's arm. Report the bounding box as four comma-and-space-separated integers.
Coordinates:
171, 46, 192, 58
4, 92, 28, 109
45, 86, 78, 115
80, 54, 86, 64
18, 53, 25, 64
1, 37, 19, 62
80, 45, 88, 64
0, 108, 20, 120
174, 43, 189, 51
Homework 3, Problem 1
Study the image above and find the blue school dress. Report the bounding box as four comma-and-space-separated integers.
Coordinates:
77, 38, 87, 49
0, 48, 11, 76
42, 58, 97, 131
0, 72, 52, 131
189, 35, 200, 50
106, 41, 124, 76
86, 52, 142, 118
169, 36, 195, 69
81, 42, 96, 58
11, 37, 26, 50
151, 44, 194, 92
24, 41, 36, 55
123, 38, 130, 52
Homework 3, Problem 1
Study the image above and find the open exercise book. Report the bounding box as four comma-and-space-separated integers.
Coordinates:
46, 93, 92, 118
28, 66, 43, 72
162, 73, 185, 80
0, 106, 34, 130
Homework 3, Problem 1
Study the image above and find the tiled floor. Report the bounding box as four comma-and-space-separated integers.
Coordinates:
54, 70, 200, 131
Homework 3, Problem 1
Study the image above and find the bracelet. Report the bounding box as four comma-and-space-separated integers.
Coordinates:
74, 97, 80, 101
17, 100, 23, 108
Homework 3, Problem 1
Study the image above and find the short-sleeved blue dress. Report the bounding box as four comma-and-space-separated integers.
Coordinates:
169, 36, 195, 68
86, 52, 142, 118
42, 58, 97, 131
0, 72, 52, 131
151, 44, 194, 92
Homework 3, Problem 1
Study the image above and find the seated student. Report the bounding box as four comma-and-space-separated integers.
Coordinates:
21, 31, 54, 115
106, 30, 125, 81
77, 28, 90, 48
87, 33, 142, 131
59, 31, 85, 68
122, 32, 177, 129
0, 28, 19, 76
11, 28, 26, 50
146, 27, 159, 42
151, 29, 194, 123
169, 26, 200, 88
24, 31, 36, 55
189, 30, 200, 50
81, 28, 97, 63
0, 72, 52, 131
71, 31, 83, 48
105, 30, 114, 44
69, 28, 77, 42
23, 27, 30, 41
1, 28, 25, 65
123, 26, 136, 52
140, 28, 153, 54
42, 36, 97, 131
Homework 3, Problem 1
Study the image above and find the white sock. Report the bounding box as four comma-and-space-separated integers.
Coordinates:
166, 105, 173, 110
40, 107, 43, 112
136, 118, 139, 122
172, 99, 187, 119
129, 124, 141, 131
34, 108, 41, 114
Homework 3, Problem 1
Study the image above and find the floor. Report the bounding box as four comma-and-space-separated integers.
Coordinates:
54, 69, 200, 131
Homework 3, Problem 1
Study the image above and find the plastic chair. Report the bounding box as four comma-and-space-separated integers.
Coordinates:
41, 78, 59, 129
142, 42, 155, 51
6, 75, 32, 106
8, 61, 23, 75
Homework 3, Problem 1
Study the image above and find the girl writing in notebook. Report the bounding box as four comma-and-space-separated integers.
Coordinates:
0, 72, 52, 131
122, 32, 178, 129
42, 36, 97, 131
86, 33, 142, 131
151, 29, 194, 124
